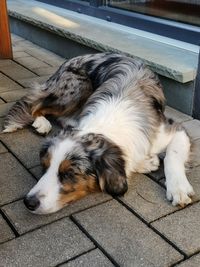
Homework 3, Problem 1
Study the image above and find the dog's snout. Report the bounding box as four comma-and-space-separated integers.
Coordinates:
24, 195, 40, 211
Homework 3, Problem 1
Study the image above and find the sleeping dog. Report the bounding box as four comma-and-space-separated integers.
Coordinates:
3, 52, 194, 214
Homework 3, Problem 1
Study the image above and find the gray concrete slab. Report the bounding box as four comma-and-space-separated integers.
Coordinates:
15, 56, 51, 70
61, 249, 114, 267
164, 106, 193, 123
177, 253, 200, 267
2, 194, 111, 234
0, 73, 24, 93
0, 141, 8, 153
0, 102, 15, 118
73, 200, 183, 267
191, 139, 200, 167
152, 202, 200, 256
0, 214, 15, 244
0, 217, 94, 267
0, 88, 29, 102
120, 174, 177, 222
0, 61, 37, 81
13, 51, 30, 58
0, 118, 4, 132
182, 120, 200, 141
29, 165, 43, 180
25, 47, 66, 66
0, 129, 43, 168
0, 153, 36, 205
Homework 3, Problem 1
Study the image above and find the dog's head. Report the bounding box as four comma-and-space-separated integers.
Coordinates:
24, 132, 128, 214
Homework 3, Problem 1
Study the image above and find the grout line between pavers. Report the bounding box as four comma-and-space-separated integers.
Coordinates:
0, 209, 20, 238
150, 200, 200, 224
24, 51, 57, 67
55, 247, 97, 267
0, 97, 7, 103
12, 59, 40, 77
0, 70, 26, 89
0, 140, 38, 182
70, 215, 120, 267
0, 199, 112, 239
171, 248, 200, 267
0, 196, 24, 209
115, 197, 188, 259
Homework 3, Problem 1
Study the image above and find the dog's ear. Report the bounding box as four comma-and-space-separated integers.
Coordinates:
82, 134, 128, 196
39, 140, 52, 171
95, 145, 128, 196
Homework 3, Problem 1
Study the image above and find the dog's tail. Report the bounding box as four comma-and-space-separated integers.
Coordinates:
3, 83, 46, 133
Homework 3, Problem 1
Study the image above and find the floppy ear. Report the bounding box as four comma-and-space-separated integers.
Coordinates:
39, 140, 52, 170
82, 134, 128, 196
95, 145, 128, 196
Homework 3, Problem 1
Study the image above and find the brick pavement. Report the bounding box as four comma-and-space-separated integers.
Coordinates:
0, 34, 200, 267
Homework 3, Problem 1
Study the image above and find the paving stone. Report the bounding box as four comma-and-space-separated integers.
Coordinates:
13, 51, 30, 59
29, 165, 43, 180
0, 214, 15, 244
11, 34, 25, 43
0, 141, 7, 153
0, 129, 43, 168
18, 75, 50, 87
32, 66, 58, 76
0, 217, 94, 267
12, 45, 25, 52
0, 102, 15, 118
120, 174, 177, 222
73, 200, 183, 267
186, 166, 200, 201
177, 253, 200, 267
190, 139, 200, 167
26, 47, 66, 66
164, 106, 193, 123
0, 61, 37, 81
0, 88, 29, 102
2, 193, 111, 234
182, 120, 200, 141
0, 59, 13, 67
0, 153, 36, 206
15, 56, 51, 71
61, 249, 114, 267
0, 118, 4, 132
152, 202, 200, 256
0, 73, 23, 93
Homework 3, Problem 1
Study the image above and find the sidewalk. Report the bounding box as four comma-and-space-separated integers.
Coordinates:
0, 34, 200, 267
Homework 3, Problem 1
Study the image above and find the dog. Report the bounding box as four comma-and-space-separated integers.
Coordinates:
3, 52, 194, 214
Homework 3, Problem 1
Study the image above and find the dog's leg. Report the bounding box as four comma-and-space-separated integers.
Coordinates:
164, 129, 194, 207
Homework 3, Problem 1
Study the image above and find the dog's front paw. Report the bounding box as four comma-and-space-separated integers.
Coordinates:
166, 177, 194, 207
32, 116, 52, 135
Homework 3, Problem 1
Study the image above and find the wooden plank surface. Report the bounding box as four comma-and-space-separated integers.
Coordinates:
0, 0, 13, 59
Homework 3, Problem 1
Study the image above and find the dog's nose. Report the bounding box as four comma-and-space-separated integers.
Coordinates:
23, 195, 40, 211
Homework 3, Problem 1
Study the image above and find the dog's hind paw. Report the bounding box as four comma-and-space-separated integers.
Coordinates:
32, 116, 52, 135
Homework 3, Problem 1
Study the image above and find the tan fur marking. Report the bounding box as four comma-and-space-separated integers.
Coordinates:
59, 174, 100, 206
41, 152, 51, 170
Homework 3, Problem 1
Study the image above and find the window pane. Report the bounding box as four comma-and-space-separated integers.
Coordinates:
107, 0, 200, 26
